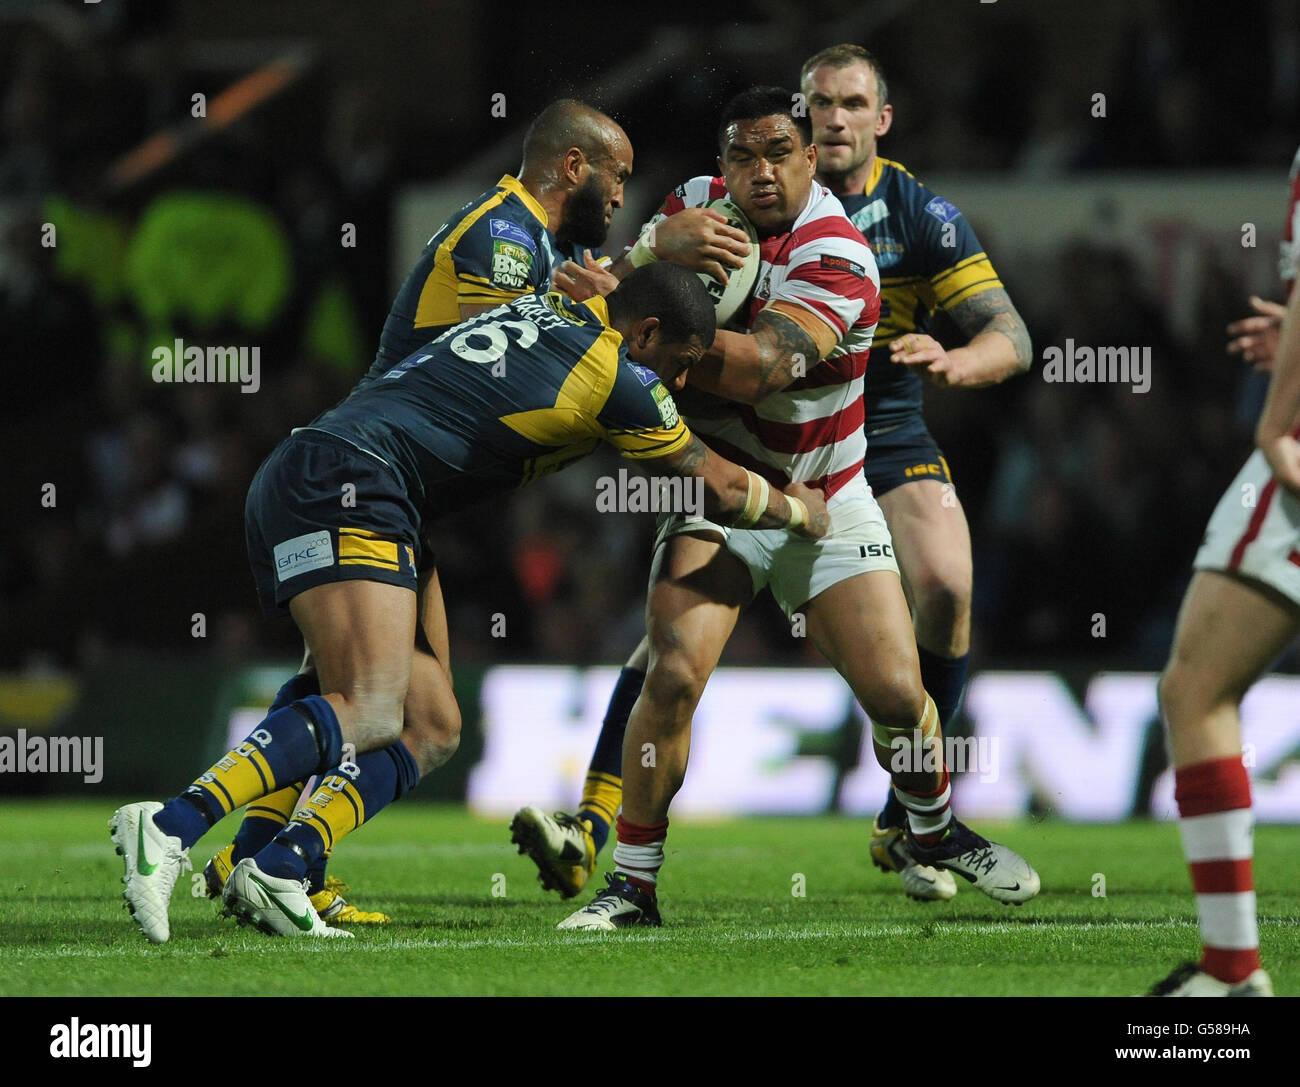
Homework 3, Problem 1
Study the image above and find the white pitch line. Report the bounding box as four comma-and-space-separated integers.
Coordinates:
0, 918, 1236, 961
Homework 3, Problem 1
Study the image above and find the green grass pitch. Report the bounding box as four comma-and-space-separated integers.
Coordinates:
2, 799, 1296, 997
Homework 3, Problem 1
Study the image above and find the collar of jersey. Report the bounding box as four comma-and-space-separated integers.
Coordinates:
498, 174, 549, 228
863, 156, 913, 197
583, 293, 612, 329
862, 156, 886, 197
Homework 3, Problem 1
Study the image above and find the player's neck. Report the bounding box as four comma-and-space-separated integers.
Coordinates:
820, 150, 877, 197
519, 171, 562, 230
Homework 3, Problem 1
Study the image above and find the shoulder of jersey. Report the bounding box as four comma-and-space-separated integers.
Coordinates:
796, 185, 878, 248
873, 158, 965, 227
662, 175, 730, 213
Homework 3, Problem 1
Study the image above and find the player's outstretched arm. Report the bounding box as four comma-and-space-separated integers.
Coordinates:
686, 307, 829, 405
1256, 287, 1300, 493
891, 287, 1032, 388
609, 207, 752, 284
644, 433, 829, 538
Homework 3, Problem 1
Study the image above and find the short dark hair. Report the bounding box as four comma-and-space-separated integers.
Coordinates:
800, 44, 889, 105
521, 99, 619, 171
716, 85, 812, 155
606, 263, 716, 349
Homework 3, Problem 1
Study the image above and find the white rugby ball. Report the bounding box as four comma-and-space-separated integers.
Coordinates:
698, 198, 760, 327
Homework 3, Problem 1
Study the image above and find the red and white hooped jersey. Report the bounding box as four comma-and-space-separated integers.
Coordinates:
642, 176, 881, 500
1281, 145, 1300, 294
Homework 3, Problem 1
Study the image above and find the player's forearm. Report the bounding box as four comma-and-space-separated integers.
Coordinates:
652, 435, 799, 529
1256, 288, 1300, 444
702, 460, 799, 529
945, 325, 1032, 387
943, 288, 1033, 386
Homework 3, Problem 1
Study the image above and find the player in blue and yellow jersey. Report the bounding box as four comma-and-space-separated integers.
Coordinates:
370, 98, 632, 377
109, 264, 829, 942
801, 44, 1032, 897
195, 100, 633, 923
512, 48, 1034, 906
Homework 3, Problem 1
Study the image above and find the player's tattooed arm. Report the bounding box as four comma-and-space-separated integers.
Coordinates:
687, 308, 824, 405
647, 433, 828, 537
891, 286, 1032, 388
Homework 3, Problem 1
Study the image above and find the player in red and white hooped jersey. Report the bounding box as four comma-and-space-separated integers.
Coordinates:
538, 87, 1038, 931
1149, 148, 1300, 997
645, 172, 879, 504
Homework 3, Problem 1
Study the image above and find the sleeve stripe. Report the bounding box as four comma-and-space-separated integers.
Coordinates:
604, 426, 692, 459
938, 279, 1003, 309
929, 252, 995, 289
934, 271, 1002, 309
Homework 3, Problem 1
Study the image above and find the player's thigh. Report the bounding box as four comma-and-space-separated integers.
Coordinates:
1162, 569, 1299, 715
875, 478, 972, 640
804, 568, 926, 729
642, 531, 750, 712
289, 579, 417, 720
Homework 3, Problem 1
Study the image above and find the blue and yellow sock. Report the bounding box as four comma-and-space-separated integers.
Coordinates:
577, 666, 643, 853
255, 740, 421, 882
152, 694, 344, 849
228, 673, 321, 863
232, 782, 305, 864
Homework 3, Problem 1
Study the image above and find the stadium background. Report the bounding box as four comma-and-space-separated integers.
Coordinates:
3, 0, 1299, 822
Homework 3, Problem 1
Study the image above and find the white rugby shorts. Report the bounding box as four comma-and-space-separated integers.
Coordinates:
1194, 447, 1300, 606
654, 475, 900, 617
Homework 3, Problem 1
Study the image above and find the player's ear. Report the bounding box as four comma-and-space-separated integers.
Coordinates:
876, 102, 893, 139
636, 317, 661, 350
716, 155, 725, 176
562, 146, 585, 185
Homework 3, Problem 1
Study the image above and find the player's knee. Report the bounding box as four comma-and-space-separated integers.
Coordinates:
861, 670, 927, 734
642, 651, 708, 725
1158, 659, 1231, 732
911, 568, 971, 634
402, 700, 462, 775
342, 687, 408, 751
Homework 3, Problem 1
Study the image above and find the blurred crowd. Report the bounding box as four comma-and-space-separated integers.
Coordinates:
3, 1, 1298, 674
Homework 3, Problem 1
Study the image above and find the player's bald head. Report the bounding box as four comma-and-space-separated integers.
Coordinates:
521, 100, 629, 173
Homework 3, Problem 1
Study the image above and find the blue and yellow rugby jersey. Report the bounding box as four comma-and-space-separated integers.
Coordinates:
309, 292, 691, 520
837, 157, 1003, 427
367, 174, 563, 380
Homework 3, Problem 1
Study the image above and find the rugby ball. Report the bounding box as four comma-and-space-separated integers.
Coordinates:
698, 198, 760, 327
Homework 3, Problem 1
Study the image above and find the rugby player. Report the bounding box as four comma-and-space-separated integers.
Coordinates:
528, 87, 1038, 930
196, 99, 635, 924
110, 263, 829, 942
1148, 148, 1300, 997
515, 51, 1033, 905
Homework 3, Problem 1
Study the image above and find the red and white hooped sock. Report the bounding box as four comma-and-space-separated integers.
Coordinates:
1174, 755, 1260, 985
612, 815, 668, 895
896, 767, 953, 847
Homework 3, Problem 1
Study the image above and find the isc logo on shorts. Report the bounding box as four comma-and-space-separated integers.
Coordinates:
274, 531, 334, 581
